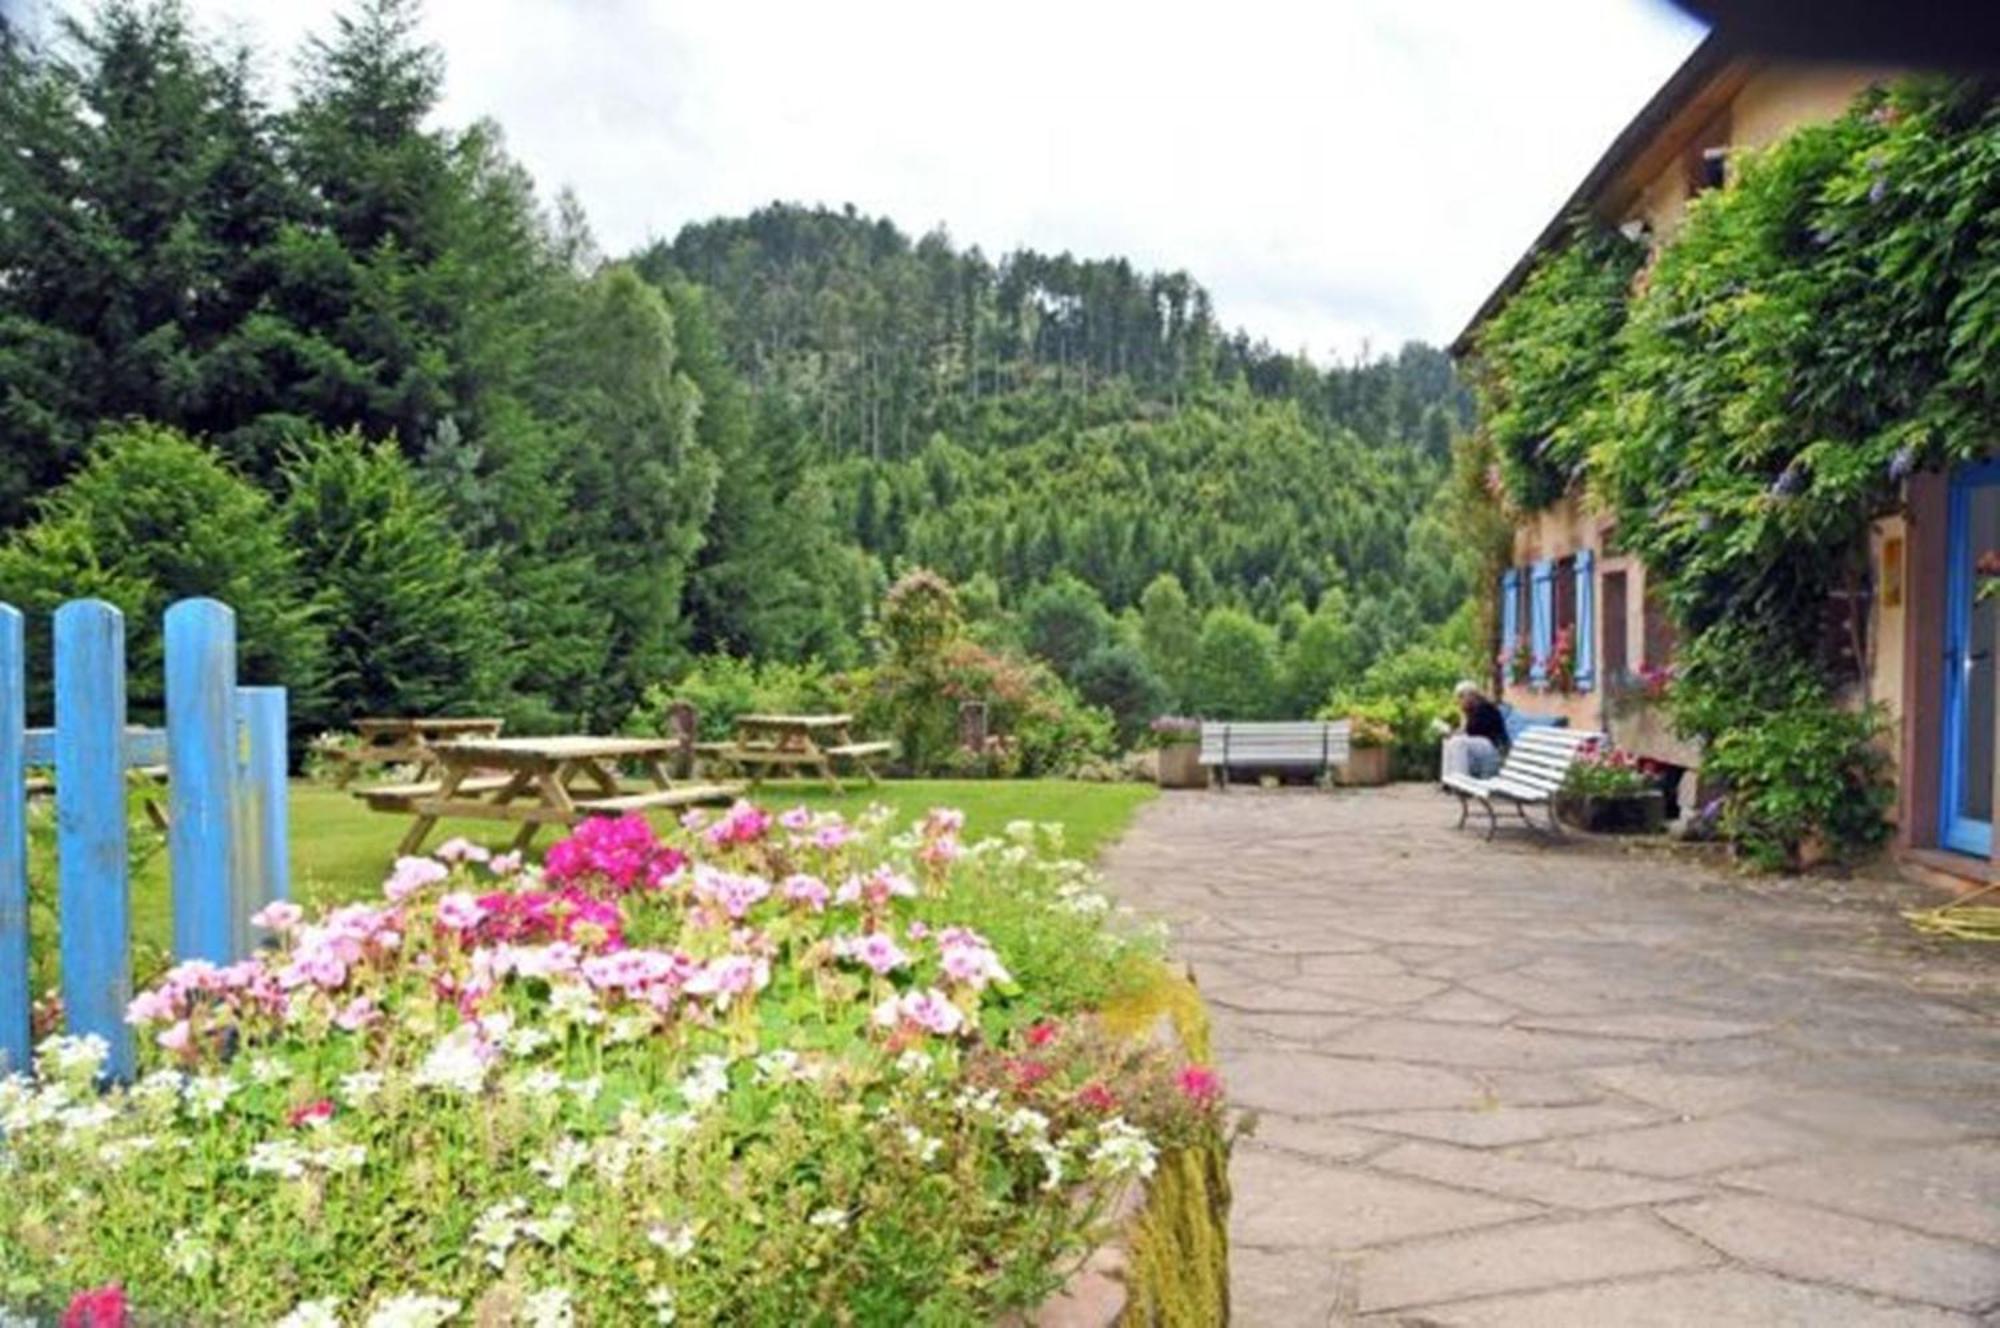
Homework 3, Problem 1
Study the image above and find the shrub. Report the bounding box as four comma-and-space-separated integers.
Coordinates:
1070, 643, 1168, 748
1702, 699, 1895, 871
1021, 575, 1111, 682
631, 655, 841, 742
0, 807, 1224, 1324
0, 422, 325, 724
1562, 742, 1656, 798
850, 640, 1114, 777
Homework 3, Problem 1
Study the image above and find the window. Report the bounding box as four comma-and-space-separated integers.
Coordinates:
1642, 584, 1676, 668
1603, 569, 1630, 682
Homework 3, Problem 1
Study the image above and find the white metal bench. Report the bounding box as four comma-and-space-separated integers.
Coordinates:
1198, 720, 1352, 787
1444, 726, 1602, 840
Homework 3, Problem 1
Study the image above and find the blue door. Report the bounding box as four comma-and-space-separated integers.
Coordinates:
1940, 461, 2000, 857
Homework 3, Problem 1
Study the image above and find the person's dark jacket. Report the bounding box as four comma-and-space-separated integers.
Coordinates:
1465, 698, 1508, 748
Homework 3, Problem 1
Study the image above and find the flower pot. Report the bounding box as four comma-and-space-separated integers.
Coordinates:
1156, 744, 1205, 789
1341, 746, 1392, 787
1555, 789, 1665, 835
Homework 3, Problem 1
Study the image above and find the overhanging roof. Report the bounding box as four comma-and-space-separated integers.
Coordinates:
1449, 33, 1743, 357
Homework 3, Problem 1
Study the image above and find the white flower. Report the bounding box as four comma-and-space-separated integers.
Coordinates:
900, 1125, 944, 1165
275, 1298, 343, 1328
247, 1139, 311, 1181
520, 1287, 573, 1328
530, 1137, 591, 1191
339, 1072, 385, 1107
893, 1049, 932, 1077
1088, 1117, 1158, 1181
167, 1227, 214, 1277
96, 1134, 160, 1168
511, 1069, 565, 1102
472, 1199, 526, 1269
247, 1054, 292, 1086
754, 1049, 800, 1082
808, 1207, 849, 1229
413, 1026, 491, 1096
1003, 1107, 1050, 1138
646, 1288, 678, 1326
130, 1068, 185, 1110
547, 982, 605, 1027
624, 1108, 697, 1155
185, 1073, 237, 1117
677, 1055, 731, 1111
504, 1025, 555, 1057
315, 1142, 368, 1174
566, 1075, 603, 1106
606, 1013, 653, 1045
36, 1033, 109, 1080
1034, 1139, 1066, 1192
646, 1223, 695, 1258
525, 1204, 576, 1247
363, 1294, 459, 1328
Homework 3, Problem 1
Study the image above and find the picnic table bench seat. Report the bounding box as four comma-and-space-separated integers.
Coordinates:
354, 774, 514, 813
1443, 725, 1602, 840
1198, 720, 1352, 787
823, 741, 894, 758
572, 783, 747, 815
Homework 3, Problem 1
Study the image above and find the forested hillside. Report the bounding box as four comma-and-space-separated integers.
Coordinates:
0, 0, 1480, 745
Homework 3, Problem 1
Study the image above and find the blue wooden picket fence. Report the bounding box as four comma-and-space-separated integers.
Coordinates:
0, 597, 288, 1080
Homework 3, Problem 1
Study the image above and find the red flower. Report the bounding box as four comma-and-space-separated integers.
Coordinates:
1175, 1064, 1223, 1108
1005, 1057, 1053, 1091
62, 1285, 128, 1328
1025, 1020, 1060, 1048
286, 1098, 335, 1129
1076, 1082, 1118, 1113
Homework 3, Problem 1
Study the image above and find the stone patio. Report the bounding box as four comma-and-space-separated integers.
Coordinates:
1100, 785, 2000, 1327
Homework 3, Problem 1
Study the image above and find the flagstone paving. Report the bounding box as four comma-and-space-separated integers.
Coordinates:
1100, 785, 2000, 1327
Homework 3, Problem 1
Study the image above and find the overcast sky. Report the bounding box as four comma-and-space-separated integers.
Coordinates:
163, 0, 1705, 361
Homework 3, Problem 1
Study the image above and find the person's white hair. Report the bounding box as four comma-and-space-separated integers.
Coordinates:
1453, 680, 1482, 701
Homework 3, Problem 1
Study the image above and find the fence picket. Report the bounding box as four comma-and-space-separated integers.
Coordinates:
0, 606, 27, 1075
165, 599, 239, 964
234, 686, 289, 953
53, 600, 132, 1079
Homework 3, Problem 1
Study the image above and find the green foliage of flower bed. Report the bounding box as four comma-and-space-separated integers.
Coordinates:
1475, 77, 2000, 867
0, 803, 1223, 1325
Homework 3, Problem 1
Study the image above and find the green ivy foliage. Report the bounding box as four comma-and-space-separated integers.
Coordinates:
1479, 77, 2000, 867
1472, 222, 1644, 510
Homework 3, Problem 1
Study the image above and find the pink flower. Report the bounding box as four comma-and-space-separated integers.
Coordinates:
334, 996, 379, 1032
704, 800, 772, 846
61, 1284, 127, 1328
684, 955, 770, 1009
937, 926, 1010, 990
544, 816, 686, 893
489, 850, 524, 877
124, 988, 177, 1026
1175, 1065, 1223, 1108
1077, 1082, 1118, 1113
778, 806, 814, 831
250, 900, 304, 933
384, 855, 448, 902
155, 1020, 192, 1053
924, 807, 966, 836
782, 874, 830, 911
835, 932, 910, 976
872, 987, 967, 1037
435, 837, 491, 865
812, 823, 856, 851
286, 1098, 335, 1129
436, 892, 488, 933
690, 865, 772, 921
1026, 1020, 1061, 1048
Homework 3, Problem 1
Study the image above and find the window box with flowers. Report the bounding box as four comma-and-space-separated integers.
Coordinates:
1555, 741, 1666, 834
1149, 716, 1205, 788
1340, 714, 1395, 786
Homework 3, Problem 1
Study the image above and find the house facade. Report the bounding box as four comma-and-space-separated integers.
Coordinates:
1456, 38, 1993, 887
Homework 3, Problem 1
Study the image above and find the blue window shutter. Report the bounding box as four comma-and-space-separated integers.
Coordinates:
1530, 560, 1554, 685
1574, 550, 1595, 691
1499, 569, 1520, 684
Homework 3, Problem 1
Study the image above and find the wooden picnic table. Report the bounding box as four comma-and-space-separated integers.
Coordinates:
710, 713, 892, 794
361, 735, 745, 855
332, 716, 505, 785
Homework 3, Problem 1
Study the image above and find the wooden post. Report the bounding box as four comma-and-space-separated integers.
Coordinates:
53, 600, 132, 1079
0, 605, 27, 1075
236, 686, 289, 951
166, 599, 239, 963
668, 700, 698, 778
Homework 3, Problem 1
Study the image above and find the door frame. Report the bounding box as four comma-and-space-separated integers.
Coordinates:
1939, 458, 2000, 857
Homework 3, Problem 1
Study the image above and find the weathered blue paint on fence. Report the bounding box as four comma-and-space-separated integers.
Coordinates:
22, 727, 167, 768
53, 600, 133, 1080
234, 686, 289, 953
0, 606, 28, 1075
166, 599, 240, 965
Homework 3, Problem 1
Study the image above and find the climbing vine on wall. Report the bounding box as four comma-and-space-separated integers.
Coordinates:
1471, 221, 1644, 511
1477, 77, 2000, 868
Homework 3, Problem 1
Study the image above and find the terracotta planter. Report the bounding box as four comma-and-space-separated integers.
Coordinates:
1555, 789, 1665, 835
1155, 744, 1205, 789
1341, 745, 1392, 786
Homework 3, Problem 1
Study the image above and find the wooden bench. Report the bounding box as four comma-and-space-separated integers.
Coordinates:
572, 783, 746, 816
824, 741, 893, 759
1444, 726, 1602, 840
1198, 720, 1352, 788
354, 774, 514, 813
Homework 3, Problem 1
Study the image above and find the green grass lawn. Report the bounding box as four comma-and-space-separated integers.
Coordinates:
286, 777, 1156, 909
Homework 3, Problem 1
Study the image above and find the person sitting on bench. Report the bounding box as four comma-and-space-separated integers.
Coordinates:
1441, 681, 1507, 780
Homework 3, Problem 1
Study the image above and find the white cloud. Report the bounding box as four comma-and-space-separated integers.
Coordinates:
177, 0, 1704, 361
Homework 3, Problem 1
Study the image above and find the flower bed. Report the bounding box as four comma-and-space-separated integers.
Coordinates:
0, 804, 1226, 1326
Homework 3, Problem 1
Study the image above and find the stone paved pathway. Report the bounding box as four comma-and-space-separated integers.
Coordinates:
1101, 785, 2000, 1327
